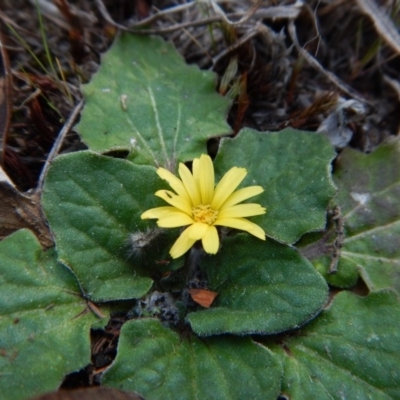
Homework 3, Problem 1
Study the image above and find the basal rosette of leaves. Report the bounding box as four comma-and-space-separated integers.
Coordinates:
32, 33, 339, 399
2, 32, 400, 400
41, 128, 334, 314
39, 125, 335, 398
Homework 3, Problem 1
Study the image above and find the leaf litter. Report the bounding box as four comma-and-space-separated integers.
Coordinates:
1, 0, 400, 397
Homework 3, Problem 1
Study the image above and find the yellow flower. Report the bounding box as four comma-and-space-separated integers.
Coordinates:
141, 154, 266, 258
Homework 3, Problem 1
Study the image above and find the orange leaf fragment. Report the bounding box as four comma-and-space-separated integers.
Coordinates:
188, 289, 218, 308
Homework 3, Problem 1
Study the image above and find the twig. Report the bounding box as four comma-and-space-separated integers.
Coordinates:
127, 3, 196, 28
208, 0, 262, 25
93, 0, 127, 30
125, 17, 222, 35
95, 0, 194, 30
95, 0, 221, 34
328, 205, 345, 274
37, 99, 84, 191
356, 0, 400, 56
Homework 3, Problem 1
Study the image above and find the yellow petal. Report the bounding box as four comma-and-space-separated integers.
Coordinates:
220, 186, 264, 208
214, 217, 266, 240
202, 225, 219, 254
179, 163, 201, 205
141, 206, 176, 219
211, 167, 247, 210
169, 227, 197, 258
192, 157, 200, 189
186, 222, 209, 240
218, 203, 266, 219
157, 212, 194, 227
155, 190, 192, 215
198, 154, 215, 204
157, 168, 190, 204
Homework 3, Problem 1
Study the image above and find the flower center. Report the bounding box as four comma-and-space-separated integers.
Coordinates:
192, 204, 219, 225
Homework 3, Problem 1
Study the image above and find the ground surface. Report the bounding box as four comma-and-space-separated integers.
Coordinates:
1, 0, 400, 397
1, 0, 400, 191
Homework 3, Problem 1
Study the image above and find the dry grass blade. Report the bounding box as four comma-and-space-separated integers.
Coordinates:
227, 4, 301, 23
0, 31, 13, 167
37, 99, 84, 191
208, 0, 262, 25
212, 23, 260, 66
31, 0, 71, 31
356, 0, 400, 55
0, 166, 14, 186
33, 0, 97, 27
253, 4, 301, 20
53, 0, 86, 64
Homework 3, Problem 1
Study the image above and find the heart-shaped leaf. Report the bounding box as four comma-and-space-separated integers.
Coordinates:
76, 34, 231, 169
187, 235, 328, 335
42, 151, 179, 302
103, 319, 282, 400
269, 290, 400, 399
0, 230, 99, 400
309, 138, 400, 290
214, 128, 337, 244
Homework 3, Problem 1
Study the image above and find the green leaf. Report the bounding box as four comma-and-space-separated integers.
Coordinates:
0, 230, 99, 400
188, 235, 328, 335
269, 290, 400, 400
76, 34, 231, 169
311, 138, 400, 290
103, 319, 281, 400
214, 128, 337, 244
42, 151, 177, 301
